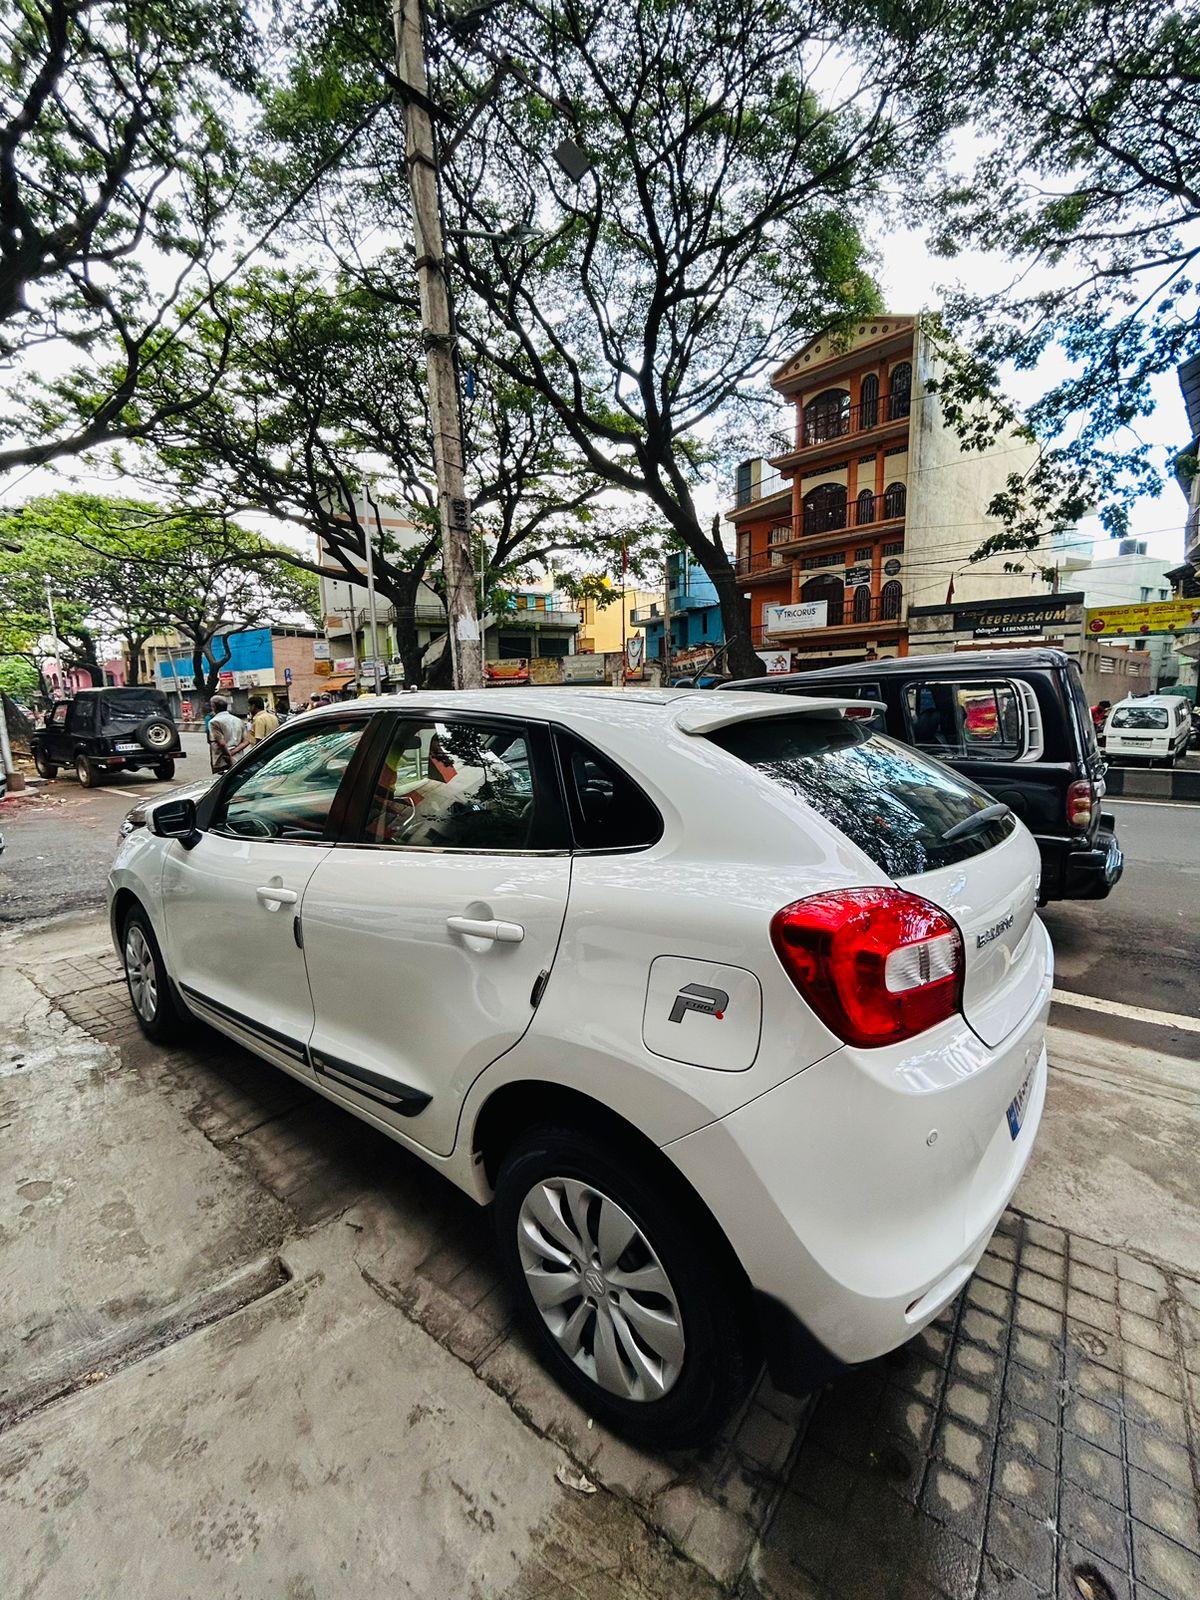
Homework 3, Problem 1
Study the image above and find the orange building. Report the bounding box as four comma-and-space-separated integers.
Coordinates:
729, 314, 1047, 670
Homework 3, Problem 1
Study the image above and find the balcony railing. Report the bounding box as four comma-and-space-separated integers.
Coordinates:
798, 390, 911, 449
753, 591, 903, 640
734, 548, 794, 579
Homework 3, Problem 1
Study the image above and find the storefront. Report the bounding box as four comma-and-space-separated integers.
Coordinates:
907, 592, 1086, 657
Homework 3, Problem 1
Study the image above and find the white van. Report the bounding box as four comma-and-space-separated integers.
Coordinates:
1103, 693, 1192, 766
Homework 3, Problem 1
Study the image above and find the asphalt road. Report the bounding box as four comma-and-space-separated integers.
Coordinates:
3, 752, 1197, 1038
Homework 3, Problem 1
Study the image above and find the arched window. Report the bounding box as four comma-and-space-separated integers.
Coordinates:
888, 362, 912, 420
883, 481, 907, 519
881, 580, 902, 620
852, 583, 871, 623
801, 573, 843, 626
855, 487, 875, 526
802, 482, 847, 536
859, 372, 879, 430
803, 387, 851, 445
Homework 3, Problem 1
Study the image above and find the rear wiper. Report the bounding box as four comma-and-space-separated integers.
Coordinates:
941, 802, 1012, 844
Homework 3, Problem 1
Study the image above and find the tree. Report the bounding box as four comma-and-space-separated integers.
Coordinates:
131, 266, 638, 683
0, 0, 267, 477
421, 0, 946, 676
863, 0, 1200, 550
0, 492, 318, 698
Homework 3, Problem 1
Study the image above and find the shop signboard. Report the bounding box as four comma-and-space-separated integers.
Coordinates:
1086, 600, 1200, 638
844, 565, 871, 586
313, 638, 331, 660
756, 649, 793, 675
484, 658, 530, 685
625, 635, 645, 681
561, 654, 607, 684
764, 600, 827, 634
951, 598, 1076, 639
529, 657, 562, 685
333, 657, 356, 673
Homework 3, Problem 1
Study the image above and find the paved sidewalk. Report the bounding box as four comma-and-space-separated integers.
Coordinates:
5, 927, 1199, 1598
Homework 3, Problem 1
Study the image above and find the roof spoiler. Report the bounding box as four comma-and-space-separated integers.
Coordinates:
673, 695, 864, 736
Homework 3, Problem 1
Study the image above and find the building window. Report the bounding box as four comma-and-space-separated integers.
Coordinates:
883, 481, 907, 519
801, 573, 843, 625
883, 541, 904, 557
735, 461, 754, 508
881, 580, 902, 620
803, 388, 851, 445
888, 362, 912, 420
855, 488, 875, 527
701, 611, 708, 635
855, 547, 872, 561
802, 482, 848, 536
860, 372, 879, 430
802, 552, 845, 570
852, 584, 871, 623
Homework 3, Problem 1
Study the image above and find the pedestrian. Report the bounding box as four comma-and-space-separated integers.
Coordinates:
1090, 699, 1111, 735
244, 694, 280, 748
207, 694, 245, 774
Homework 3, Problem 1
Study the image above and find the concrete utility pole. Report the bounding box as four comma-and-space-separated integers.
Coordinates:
392, 0, 482, 690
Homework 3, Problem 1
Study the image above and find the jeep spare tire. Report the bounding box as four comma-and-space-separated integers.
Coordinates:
136, 717, 175, 752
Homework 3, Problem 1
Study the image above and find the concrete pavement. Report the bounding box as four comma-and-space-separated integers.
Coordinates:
2, 911, 1199, 1598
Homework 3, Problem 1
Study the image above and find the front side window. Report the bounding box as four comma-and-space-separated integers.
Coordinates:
364, 719, 539, 851
555, 732, 663, 851
51, 702, 69, 727
213, 719, 365, 840
904, 681, 1025, 761
66, 699, 92, 732
1111, 706, 1168, 730
708, 716, 1015, 876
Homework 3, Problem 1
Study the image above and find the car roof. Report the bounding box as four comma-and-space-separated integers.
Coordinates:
297, 686, 856, 735
1110, 692, 1189, 705
721, 648, 1071, 689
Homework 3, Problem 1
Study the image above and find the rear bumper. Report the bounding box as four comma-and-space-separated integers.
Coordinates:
665, 983, 1050, 1389
1035, 822, 1122, 902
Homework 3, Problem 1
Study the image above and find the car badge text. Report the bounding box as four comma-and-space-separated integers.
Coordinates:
976, 914, 1014, 949
669, 983, 728, 1023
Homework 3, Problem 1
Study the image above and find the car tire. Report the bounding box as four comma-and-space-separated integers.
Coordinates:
34, 752, 57, 779
493, 1124, 754, 1448
120, 905, 186, 1043
136, 716, 176, 754
75, 753, 99, 787
154, 760, 176, 781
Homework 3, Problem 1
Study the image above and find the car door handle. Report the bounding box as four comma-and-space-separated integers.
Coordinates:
445, 916, 525, 944
256, 885, 299, 906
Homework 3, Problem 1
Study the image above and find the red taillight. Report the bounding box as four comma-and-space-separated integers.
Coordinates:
1066, 778, 1095, 830
770, 888, 964, 1048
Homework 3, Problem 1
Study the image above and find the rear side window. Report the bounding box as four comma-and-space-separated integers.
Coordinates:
98, 690, 171, 725
903, 680, 1024, 761
555, 731, 663, 851
1111, 706, 1168, 729
708, 715, 1015, 876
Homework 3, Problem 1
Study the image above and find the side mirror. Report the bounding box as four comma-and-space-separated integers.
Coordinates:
150, 796, 200, 849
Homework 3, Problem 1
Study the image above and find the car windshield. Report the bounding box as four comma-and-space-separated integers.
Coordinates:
707, 714, 1015, 876
98, 690, 170, 725
1111, 706, 1168, 729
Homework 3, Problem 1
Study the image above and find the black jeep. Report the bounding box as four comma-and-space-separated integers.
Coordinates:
32, 687, 185, 786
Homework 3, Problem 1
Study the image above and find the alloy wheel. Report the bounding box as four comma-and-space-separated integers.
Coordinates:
516, 1176, 685, 1402
124, 924, 158, 1021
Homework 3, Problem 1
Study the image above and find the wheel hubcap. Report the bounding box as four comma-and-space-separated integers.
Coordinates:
517, 1177, 685, 1402
124, 926, 157, 1021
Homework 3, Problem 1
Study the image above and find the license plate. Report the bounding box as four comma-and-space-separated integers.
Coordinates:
1006, 1068, 1035, 1140
115, 742, 140, 752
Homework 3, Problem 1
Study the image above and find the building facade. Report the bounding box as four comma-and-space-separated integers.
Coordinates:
630, 553, 724, 671
730, 314, 1049, 670
578, 585, 660, 655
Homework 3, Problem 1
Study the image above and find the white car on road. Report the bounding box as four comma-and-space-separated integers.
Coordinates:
109, 689, 1051, 1444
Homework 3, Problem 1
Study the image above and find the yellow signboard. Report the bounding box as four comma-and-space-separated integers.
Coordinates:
1086, 600, 1200, 638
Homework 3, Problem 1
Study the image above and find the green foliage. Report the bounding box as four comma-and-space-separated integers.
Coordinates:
859, 0, 1200, 542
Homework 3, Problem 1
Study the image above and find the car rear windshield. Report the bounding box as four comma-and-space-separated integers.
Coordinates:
707, 714, 1016, 877
1111, 706, 1168, 729
98, 690, 171, 725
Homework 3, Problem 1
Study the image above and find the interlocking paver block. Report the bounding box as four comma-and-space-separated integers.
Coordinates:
1061, 1480, 1130, 1570
1020, 1241, 1065, 1280
1062, 1432, 1126, 1509
1015, 1296, 1063, 1339
1068, 1288, 1120, 1335
1065, 1394, 1123, 1456
1122, 1342, 1183, 1400
1071, 1238, 1118, 1274
1127, 1425, 1193, 1491
935, 1418, 988, 1480
1117, 1254, 1168, 1294
1068, 1261, 1119, 1303
1023, 1219, 1066, 1256
961, 1307, 1007, 1353
1011, 1330, 1056, 1373
1016, 1269, 1066, 1313
1132, 1522, 1200, 1600
968, 1277, 1011, 1319
994, 1445, 1056, 1521
1122, 1379, 1189, 1441
985, 1497, 1056, 1590
1000, 1399, 1058, 1470
1128, 1464, 1200, 1552
976, 1253, 1016, 1291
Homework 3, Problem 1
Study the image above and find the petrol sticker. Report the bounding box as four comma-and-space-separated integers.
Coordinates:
668, 983, 729, 1024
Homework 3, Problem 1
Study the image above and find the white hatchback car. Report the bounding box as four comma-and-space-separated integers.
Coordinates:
109, 689, 1051, 1445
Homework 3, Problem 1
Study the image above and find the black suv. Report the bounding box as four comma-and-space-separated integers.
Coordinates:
32, 687, 185, 787
720, 648, 1122, 903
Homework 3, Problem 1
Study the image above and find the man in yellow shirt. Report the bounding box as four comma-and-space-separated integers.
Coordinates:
245, 695, 280, 747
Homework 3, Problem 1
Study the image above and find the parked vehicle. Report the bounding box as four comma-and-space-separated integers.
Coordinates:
720, 649, 1122, 903
1102, 693, 1192, 767
31, 687, 185, 786
109, 689, 1050, 1445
